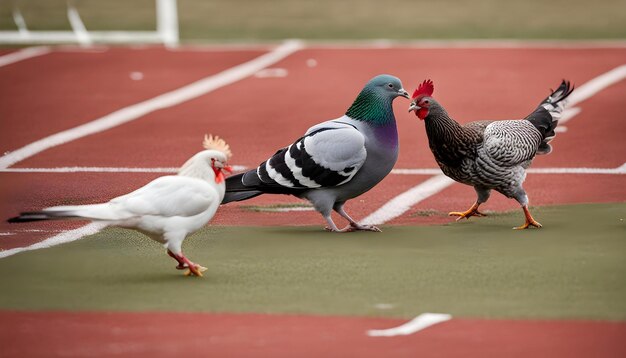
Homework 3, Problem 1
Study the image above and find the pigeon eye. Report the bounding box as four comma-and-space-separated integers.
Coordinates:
387, 83, 394, 88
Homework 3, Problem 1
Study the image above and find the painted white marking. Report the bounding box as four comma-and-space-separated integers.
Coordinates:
0, 222, 107, 259
1, 165, 623, 175
306, 40, 626, 49
392, 164, 626, 175
568, 64, 626, 106
554, 107, 580, 132
367, 313, 452, 337
528, 164, 626, 174
392, 168, 442, 175
0, 47, 50, 68
0, 40, 303, 169
256, 206, 315, 212
254, 68, 288, 78
553, 65, 626, 131
306, 58, 318, 67
360, 174, 455, 226
558, 107, 581, 125
129, 71, 144, 81
374, 303, 394, 310
0, 165, 247, 173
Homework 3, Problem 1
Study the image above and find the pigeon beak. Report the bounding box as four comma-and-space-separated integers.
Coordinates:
408, 103, 420, 113
398, 88, 410, 99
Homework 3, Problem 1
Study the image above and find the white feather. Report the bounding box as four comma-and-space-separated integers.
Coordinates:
39, 149, 227, 257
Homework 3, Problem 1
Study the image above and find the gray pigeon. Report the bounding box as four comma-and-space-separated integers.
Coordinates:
222, 74, 410, 232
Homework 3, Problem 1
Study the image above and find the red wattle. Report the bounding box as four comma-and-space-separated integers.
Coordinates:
417, 108, 429, 120
213, 167, 225, 183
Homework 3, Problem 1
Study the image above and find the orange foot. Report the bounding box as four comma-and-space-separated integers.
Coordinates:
448, 203, 486, 221
513, 206, 542, 230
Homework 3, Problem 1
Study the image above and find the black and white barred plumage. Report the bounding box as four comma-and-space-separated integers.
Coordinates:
409, 80, 573, 228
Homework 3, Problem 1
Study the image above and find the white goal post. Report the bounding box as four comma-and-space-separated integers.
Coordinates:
0, 0, 179, 46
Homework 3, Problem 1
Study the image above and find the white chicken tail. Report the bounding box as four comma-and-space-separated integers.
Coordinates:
8, 203, 120, 223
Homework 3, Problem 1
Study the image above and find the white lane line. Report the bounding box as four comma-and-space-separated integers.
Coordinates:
556, 64, 626, 131
0, 165, 247, 173
306, 39, 626, 49
391, 168, 442, 175
0, 47, 51, 68
360, 174, 456, 226
568, 64, 626, 106
362, 164, 625, 225
0, 222, 107, 259
0, 40, 304, 170
1, 165, 624, 174
527, 165, 626, 174
392, 164, 626, 175
367, 313, 452, 337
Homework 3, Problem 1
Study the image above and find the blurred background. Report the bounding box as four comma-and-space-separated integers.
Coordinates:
1, 0, 625, 45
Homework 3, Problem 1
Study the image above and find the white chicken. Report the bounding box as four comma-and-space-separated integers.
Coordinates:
8, 135, 233, 277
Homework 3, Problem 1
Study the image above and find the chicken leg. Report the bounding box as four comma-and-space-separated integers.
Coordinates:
513, 206, 542, 230
449, 202, 487, 221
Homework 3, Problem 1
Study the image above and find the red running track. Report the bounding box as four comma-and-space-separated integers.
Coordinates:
0, 46, 625, 248
0, 310, 624, 358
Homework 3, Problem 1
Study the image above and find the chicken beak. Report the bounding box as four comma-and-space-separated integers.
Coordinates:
399, 88, 410, 99
408, 103, 419, 113
223, 165, 233, 174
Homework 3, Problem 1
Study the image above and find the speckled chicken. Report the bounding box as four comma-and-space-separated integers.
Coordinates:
408, 79, 574, 229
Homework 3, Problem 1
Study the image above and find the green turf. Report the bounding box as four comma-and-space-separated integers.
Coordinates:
1, 0, 625, 40
0, 203, 624, 321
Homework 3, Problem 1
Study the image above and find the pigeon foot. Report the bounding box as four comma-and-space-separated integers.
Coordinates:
343, 223, 382, 232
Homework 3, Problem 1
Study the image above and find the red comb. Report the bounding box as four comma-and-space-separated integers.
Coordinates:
412, 79, 434, 99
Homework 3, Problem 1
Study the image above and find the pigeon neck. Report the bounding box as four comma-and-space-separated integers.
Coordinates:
345, 89, 395, 126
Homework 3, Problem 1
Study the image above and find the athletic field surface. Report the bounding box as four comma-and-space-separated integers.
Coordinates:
0, 42, 625, 356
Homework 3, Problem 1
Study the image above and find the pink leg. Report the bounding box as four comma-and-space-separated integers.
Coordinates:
167, 250, 187, 270
168, 250, 206, 277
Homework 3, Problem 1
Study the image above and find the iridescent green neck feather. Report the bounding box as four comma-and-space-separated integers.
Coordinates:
345, 88, 395, 126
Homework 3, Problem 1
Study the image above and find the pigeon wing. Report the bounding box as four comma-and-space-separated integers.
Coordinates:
256, 122, 367, 189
